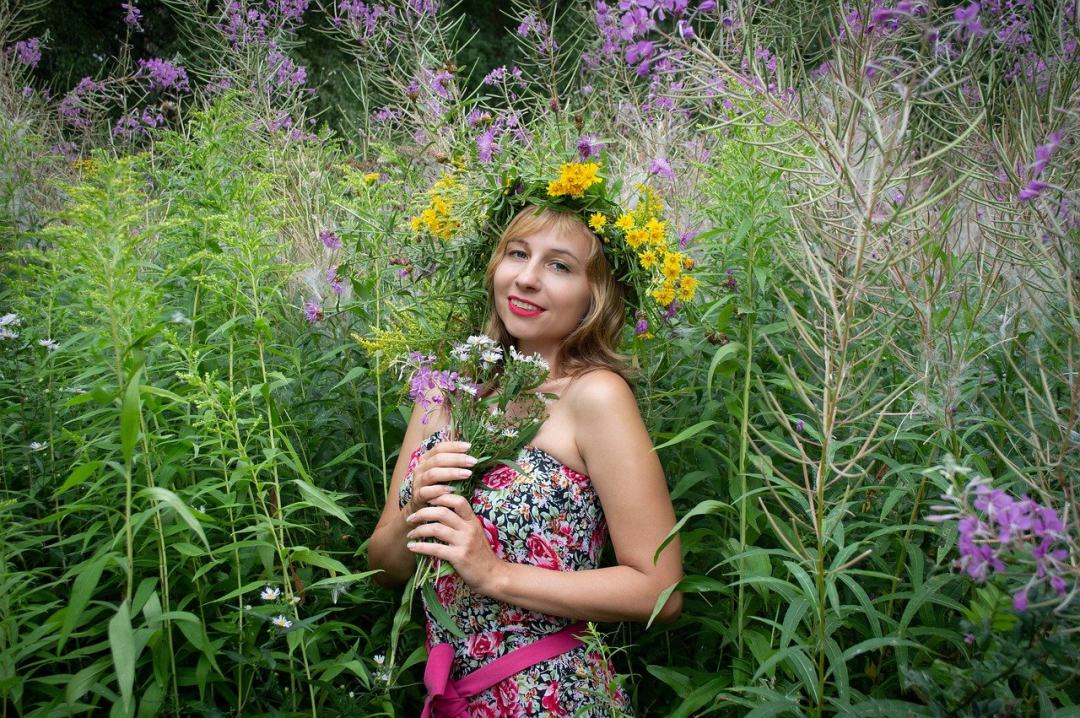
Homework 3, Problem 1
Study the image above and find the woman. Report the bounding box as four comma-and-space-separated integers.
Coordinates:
368, 204, 684, 716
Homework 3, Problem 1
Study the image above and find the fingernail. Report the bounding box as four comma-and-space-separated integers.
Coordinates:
465, 456, 478, 467
457, 469, 472, 478
461, 442, 472, 449
405, 513, 416, 523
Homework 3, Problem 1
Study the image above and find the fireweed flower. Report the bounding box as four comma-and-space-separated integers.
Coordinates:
953, 2, 985, 39
137, 58, 190, 92
319, 229, 341, 250
12, 37, 42, 68
121, 2, 143, 30
648, 158, 675, 182
929, 472, 1073, 610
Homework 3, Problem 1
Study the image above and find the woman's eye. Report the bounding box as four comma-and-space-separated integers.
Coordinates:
508, 249, 527, 259
552, 262, 570, 273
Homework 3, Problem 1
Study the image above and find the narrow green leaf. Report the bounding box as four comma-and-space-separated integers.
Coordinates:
108, 600, 136, 713
654, 499, 730, 562
421, 579, 465, 639
137, 487, 211, 553
652, 420, 717, 451
59, 551, 112, 654
120, 371, 142, 465
293, 479, 351, 525
707, 341, 744, 395
56, 460, 105, 495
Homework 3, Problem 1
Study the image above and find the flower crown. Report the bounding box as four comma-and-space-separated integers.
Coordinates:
407, 161, 696, 337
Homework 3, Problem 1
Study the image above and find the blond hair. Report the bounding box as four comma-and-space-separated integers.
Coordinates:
482, 205, 630, 381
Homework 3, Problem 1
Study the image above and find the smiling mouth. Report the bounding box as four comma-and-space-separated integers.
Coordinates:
508, 297, 545, 316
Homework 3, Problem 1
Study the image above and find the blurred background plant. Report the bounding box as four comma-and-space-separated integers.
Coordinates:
0, 0, 1076, 715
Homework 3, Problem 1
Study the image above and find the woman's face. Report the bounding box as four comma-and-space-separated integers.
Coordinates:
492, 225, 594, 361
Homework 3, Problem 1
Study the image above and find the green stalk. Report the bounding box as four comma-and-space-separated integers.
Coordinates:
735, 201, 757, 660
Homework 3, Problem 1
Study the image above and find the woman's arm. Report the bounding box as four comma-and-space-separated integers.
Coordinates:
406, 370, 684, 622
367, 398, 474, 587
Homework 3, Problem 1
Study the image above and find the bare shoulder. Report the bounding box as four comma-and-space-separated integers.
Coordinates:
565, 368, 636, 414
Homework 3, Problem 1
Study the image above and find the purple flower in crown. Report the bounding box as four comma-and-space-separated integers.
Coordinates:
12, 37, 42, 68
648, 157, 675, 182
576, 134, 603, 160
320, 229, 342, 250
303, 300, 323, 322
137, 58, 190, 92
635, 318, 649, 335
953, 2, 985, 39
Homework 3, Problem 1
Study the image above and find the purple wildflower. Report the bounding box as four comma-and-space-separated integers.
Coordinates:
1018, 179, 1050, 201
677, 19, 695, 39
267, 46, 307, 89
268, 0, 310, 22
406, 352, 458, 424
678, 230, 697, 249
430, 69, 453, 99
326, 266, 345, 295
795, 419, 805, 433
466, 109, 490, 127
964, 632, 975, 645
373, 106, 398, 124
635, 318, 649, 335
576, 134, 602, 160
954, 2, 985, 39
626, 40, 655, 65
320, 230, 341, 250
13, 37, 41, 68
476, 128, 498, 164
1031, 131, 1062, 177
1012, 588, 1028, 611
121, 2, 143, 30
699, 0, 716, 11
303, 300, 323, 322
648, 157, 675, 182
137, 58, 190, 92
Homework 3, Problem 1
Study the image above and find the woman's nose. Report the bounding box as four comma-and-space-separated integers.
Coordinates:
514, 260, 541, 289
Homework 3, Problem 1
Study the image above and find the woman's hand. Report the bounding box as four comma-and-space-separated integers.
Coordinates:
406, 441, 477, 516
405, 492, 502, 594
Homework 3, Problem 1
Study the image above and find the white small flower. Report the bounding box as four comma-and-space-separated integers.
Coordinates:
260, 586, 281, 601
38, 338, 59, 351
0, 328, 18, 340
244, 604, 252, 610
271, 614, 292, 629
481, 349, 502, 365
348, 691, 355, 699
29, 441, 47, 452
171, 311, 189, 324
460, 383, 478, 397
466, 334, 496, 347
289, 595, 301, 605
0, 313, 20, 327
373, 653, 385, 665
451, 344, 470, 361
501, 428, 519, 438
376, 668, 391, 685
528, 354, 550, 370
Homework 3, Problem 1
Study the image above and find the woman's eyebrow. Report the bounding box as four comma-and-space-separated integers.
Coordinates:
507, 239, 581, 263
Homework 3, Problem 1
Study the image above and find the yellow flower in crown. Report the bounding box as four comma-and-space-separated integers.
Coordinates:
652, 281, 677, 307
615, 213, 635, 231
588, 212, 608, 232
547, 162, 603, 199
625, 228, 649, 249
661, 251, 683, 280
677, 275, 698, 301
645, 217, 666, 246
363, 172, 380, 185
638, 249, 658, 269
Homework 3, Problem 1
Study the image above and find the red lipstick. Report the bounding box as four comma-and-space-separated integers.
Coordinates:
508, 296, 545, 317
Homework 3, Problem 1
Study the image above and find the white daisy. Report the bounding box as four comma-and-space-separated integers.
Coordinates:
0, 313, 20, 327
29, 441, 47, 452
271, 614, 292, 629
38, 338, 59, 351
260, 586, 281, 601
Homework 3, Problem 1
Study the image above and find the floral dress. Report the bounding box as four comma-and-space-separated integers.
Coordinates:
401, 428, 633, 717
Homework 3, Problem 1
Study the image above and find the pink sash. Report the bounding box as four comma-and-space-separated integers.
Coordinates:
421, 622, 587, 717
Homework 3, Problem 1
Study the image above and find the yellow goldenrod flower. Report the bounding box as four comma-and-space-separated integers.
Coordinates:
588, 212, 608, 232
615, 213, 635, 231
363, 172, 380, 185
409, 216, 422, 232
638, 249, 658, 269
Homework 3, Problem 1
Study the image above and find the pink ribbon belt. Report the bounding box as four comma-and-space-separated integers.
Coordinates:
421, 622, 587, 717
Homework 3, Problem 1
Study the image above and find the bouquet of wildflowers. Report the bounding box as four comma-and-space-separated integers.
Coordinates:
401, 334, 551, 636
